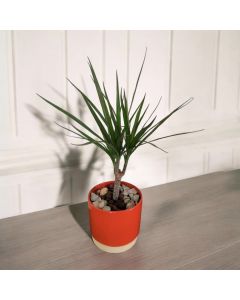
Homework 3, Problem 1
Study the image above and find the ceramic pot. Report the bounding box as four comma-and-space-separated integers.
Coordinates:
88, 181, 142, 253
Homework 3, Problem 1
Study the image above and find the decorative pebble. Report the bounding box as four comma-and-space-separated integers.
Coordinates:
98, 200, 105, 209
91, 193, 100, 202
128, 188, 137, 195
124, 197, 131, 204
133, 194, 140, 202
103, 206, 111, 211
93, 201, 99, 208
100, 187, 108, 196
126, 200, 135, 209
92, 184, 139, 211
129, 193, 134, 200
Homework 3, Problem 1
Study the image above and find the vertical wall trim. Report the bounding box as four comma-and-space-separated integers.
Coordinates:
231, 148, 235, 169
213, 30, 221, 111
17, 184, 22, 214
102, 30, 106, 82
237, 62, 240, 111
10, 30, 18, 137
203, 151, 208, 174
126, 30, 130, 98
70, 173, 73, 204
168, 30, 173, 112
166, 156, 169, 182
206, 152, 210, 173
64, 30, 69, 110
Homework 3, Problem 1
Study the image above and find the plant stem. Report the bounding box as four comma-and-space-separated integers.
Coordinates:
113, 159, 122, 200
113, 157, 129, 200
113, 170, 123, 200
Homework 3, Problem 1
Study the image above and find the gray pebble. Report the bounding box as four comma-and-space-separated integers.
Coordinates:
128, 188, 137, 195
98, 200, 105, 209
91, 193, 100, 202
124, 197, 131, 204
129, 193, 134, 200
126, 200, 135, 209
103, 206, 111, 211
133, 194, 140, 202
93, 201, 99, 208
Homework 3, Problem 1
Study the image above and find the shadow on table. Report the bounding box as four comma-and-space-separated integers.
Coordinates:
69, 202, 91, 238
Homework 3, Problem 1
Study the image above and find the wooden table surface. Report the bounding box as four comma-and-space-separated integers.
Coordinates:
1, 170, 240, 270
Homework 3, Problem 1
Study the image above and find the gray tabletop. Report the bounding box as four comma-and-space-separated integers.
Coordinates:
1, 170, 240, 270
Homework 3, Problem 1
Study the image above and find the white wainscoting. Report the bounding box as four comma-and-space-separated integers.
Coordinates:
0, 30, 240, 219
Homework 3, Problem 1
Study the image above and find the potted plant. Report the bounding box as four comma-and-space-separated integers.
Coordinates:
38, 51, 202, 253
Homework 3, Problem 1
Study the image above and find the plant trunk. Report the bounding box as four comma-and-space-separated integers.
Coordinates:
113, 160, 124, 200
113, 171, 123, 200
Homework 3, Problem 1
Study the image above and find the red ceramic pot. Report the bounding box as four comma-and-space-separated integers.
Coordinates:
88, 181, 143, 253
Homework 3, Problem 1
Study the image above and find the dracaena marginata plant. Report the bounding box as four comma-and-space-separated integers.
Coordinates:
37, 51, 202, 201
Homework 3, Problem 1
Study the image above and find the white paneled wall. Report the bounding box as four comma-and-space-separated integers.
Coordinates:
1, 30, 240, 219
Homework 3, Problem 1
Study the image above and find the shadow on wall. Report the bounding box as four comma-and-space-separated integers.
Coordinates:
28, 89, 104, 238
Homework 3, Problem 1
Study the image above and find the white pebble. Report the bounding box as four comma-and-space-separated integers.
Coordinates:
133, 194, 140, 202
98, 200, 105, 209
93, 201, 99, 208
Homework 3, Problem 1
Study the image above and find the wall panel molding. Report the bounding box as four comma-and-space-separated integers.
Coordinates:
1, 30, 240, 219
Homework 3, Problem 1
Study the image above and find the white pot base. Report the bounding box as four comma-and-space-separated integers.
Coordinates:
92, 236, 137, 253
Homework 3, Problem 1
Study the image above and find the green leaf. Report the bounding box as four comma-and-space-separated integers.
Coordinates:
139, 97, 194, 145
143, 141, 168, 153
146, 129, 204, 144
66, 78, 116, 147
143, 96, 162, 127
71, 142, 92, 146
37, 94, 103, 141
115, 71, 121, 132
129, 48, 147, 112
